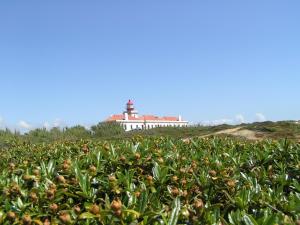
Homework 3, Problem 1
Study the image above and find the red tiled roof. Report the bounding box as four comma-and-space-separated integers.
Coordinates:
106, 114, 180, 122
107, 115, 124, 121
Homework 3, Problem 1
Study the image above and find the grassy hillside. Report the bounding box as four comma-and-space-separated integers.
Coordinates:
246, 121, 300, 140
120, 121, 300, 141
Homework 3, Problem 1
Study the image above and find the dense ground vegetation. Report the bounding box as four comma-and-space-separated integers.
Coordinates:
0, 137, 299, 224
1, 121, 300, 144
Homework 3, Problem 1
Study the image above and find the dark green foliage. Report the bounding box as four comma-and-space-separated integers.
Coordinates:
91, 121, 125, 138
0, 137, 299, 224
64, 125, 91, 139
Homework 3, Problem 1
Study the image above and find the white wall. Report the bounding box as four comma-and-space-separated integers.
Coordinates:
117, 120, 188, 131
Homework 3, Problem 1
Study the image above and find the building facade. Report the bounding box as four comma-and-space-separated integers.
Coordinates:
106, 100, 189, 131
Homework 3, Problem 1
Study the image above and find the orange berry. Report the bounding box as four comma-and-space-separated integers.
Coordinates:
22, 214, 32, 225
50, 203, 58, 212
194, 199, 204, 209
56, 175, 66, 184
146, 175, 153, 183
90, 204, 100, 215
9, 163, 15, 170
43, 219, 50, 225
171, 187, 179, 196
29, 192, 38, 202
111, 199, 122, 211
33, 169, 40, 176
172, 176, 178, 182
62, 163, 70, 171
135, 153, 141, 160
74, 205, 81, 214
227, 180, 236, 188
120, 155, 126, 162
7, 211, 16, 221
208, 170, 217, 177
89, 165, 97, 173
59, 212, 71, 224
108, 175, 117, 182
181, 179, 187, 186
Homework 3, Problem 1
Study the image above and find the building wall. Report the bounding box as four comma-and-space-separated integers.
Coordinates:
116, 120, 188, 131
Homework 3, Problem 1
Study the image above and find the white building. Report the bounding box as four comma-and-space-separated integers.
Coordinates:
106, 100, 189, 131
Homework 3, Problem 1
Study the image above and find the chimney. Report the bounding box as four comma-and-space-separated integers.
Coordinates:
178, 115, 182, 121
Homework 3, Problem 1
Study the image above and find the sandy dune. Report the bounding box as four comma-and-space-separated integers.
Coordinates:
214, 127, 261, 140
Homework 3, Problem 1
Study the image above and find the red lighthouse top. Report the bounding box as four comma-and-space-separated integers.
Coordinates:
125, 99, 137, 117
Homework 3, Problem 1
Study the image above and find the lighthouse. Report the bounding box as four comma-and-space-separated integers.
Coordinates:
124, 100, 139, 118
107, 100, 188, 131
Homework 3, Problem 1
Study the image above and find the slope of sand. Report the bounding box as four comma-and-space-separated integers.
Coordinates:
182, 127, 263, 141
214, 127, 261, 140
183, 126, 300, 142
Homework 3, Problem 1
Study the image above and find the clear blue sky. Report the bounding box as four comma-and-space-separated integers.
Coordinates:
0, 1, 299, 130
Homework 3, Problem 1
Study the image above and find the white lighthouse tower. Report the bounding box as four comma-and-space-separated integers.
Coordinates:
124, 99, 139, 118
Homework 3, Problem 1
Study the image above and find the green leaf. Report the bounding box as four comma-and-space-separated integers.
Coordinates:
32, 219, 44, 225
168, 197, 181, 225
123, 209, 140, 217
105, 194, 111, 209
137, 190, 148, 214
79, 212, 99, 219
243, 214, 258, 225
262, 216, 277, 225
228, 213, 236, 225
152, 162, 160, 181
17, 197, 23, 209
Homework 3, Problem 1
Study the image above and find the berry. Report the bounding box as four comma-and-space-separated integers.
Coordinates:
90, 204, 100, 215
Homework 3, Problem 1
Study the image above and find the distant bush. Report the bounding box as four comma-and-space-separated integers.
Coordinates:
91, 121, 125, 138
64, 125, 91, 139
0, 120, 299, 144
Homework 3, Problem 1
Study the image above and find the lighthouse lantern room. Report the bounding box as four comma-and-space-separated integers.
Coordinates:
125, 100, 138, 118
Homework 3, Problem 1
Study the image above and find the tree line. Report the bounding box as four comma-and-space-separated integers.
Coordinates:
0, 121, 125, 144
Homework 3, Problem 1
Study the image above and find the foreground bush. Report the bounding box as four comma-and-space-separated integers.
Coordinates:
0, 137, 299, 224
